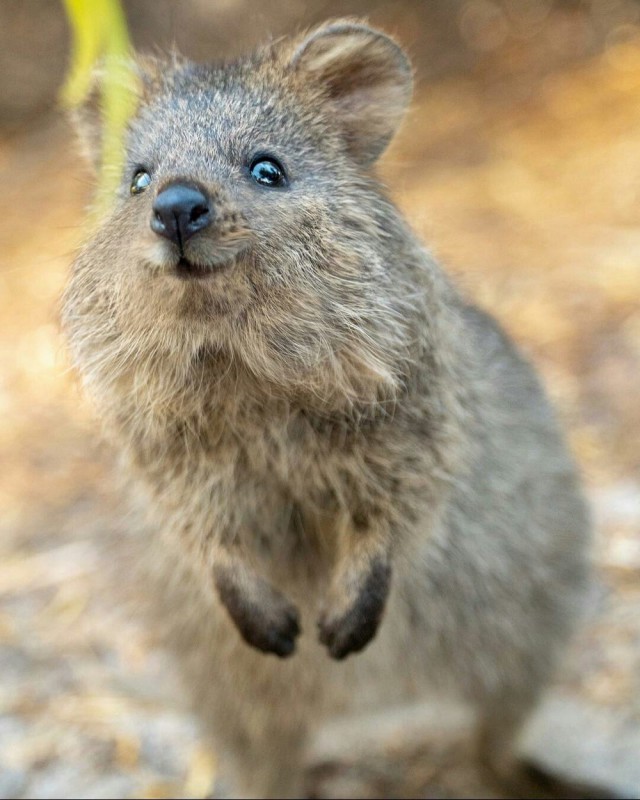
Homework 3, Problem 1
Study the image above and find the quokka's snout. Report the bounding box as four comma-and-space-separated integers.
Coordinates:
150, 181, 212, 247
139, 174, 253, 277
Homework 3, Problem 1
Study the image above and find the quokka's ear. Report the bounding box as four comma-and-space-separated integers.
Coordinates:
290, 20, 413, 165
69, 55, 161, 172
69, 68, 106, 172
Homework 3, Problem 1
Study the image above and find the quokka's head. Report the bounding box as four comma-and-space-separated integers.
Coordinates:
66, 21, 420, 408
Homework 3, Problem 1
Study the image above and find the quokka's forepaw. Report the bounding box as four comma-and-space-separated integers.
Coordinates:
245, 600, 301, 658
317, 558, 391, 660
214, 567, 301, 657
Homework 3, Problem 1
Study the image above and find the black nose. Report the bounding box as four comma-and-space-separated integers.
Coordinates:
151, 183, 211, 247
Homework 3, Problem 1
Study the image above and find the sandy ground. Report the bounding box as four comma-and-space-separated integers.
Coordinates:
1, 19, 639, 799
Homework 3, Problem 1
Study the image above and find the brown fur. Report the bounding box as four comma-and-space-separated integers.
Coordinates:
63, 20, 592, 798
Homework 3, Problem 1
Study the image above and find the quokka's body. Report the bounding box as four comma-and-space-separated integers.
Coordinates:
63, 20, 591, 798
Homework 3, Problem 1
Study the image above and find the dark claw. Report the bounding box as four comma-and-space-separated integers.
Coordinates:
318, 609, 381, 659
237, 605, 301, 658
215, 568, 301, 658
317, 559, 391, 660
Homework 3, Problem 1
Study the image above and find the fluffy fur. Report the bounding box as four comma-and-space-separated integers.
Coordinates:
63, 20, 591, 798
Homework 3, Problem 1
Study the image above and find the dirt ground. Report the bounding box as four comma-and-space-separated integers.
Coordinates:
0, 3, 639, 798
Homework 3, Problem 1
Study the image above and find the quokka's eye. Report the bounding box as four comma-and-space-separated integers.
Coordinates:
249, 156, 287, 188
130, 169, 152, 195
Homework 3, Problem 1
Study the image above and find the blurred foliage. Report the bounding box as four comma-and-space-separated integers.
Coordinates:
61, 0, 138, 209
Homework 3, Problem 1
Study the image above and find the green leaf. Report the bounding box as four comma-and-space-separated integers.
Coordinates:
61, 0, 140, 212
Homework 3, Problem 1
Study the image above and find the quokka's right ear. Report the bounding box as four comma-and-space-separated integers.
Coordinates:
69, 55, 162, 173
289, 20, 413, 166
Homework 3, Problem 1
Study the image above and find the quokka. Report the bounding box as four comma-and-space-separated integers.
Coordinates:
63, 20, 594, 798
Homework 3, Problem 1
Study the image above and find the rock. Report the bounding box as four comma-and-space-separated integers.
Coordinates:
520, 694, 640, 798
0, 768, 26, 800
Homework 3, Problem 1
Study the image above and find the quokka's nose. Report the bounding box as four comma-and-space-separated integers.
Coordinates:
151, 183, 211, 247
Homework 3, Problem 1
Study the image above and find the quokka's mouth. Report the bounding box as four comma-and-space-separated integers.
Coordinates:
175, 256, 234, 279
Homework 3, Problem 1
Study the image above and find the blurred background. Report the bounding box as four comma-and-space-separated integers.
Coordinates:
0, 1, 639, 797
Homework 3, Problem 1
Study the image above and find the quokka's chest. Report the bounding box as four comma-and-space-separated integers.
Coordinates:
128, 399, 399, 525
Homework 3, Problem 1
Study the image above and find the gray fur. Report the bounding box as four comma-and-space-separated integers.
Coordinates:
63, 20, 591, 798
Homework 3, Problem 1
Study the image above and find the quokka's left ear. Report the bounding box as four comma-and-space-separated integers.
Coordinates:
290, 20, 413, 166
69, 54, 163, 174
